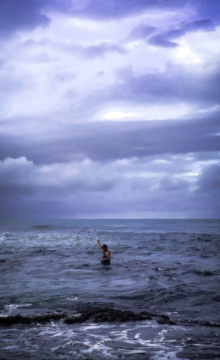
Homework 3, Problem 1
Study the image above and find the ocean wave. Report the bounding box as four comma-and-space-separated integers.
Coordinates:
32, 225, 52, 230
1, 232, 16, 237
194, 270, 215, 276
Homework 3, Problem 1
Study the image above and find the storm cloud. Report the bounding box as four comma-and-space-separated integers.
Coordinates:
148, 19, 216, 48
0, 0, 219, 218
0, 114, 219, 163
0, 0, 50, 37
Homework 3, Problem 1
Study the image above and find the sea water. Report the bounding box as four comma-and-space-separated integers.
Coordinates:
0, 219, 220, 359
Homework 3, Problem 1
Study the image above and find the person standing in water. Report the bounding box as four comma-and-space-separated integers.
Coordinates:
97, 239, 111, 265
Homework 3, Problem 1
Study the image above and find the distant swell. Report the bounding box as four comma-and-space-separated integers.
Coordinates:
32, 225, 52, 229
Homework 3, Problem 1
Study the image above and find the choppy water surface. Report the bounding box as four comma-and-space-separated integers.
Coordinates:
0, 219, 220, 359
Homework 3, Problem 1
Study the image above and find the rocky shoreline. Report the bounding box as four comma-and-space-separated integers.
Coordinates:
0, 307, 174, 326
1, 306, 219, 328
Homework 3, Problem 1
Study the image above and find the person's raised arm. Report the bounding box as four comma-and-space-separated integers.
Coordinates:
97, 239, 103, 251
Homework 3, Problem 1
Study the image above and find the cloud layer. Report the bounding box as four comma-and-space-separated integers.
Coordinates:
0, 0, 219, 218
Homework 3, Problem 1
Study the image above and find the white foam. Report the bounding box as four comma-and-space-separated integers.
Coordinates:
80, 324, 114, 331
81, 342, 114, 358
152, 349, 183, 360
4, 303, 32, 313
2, 345, 19, 350
118, 349, 146, 354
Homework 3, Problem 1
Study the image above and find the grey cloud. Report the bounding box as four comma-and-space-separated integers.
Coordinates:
192, 164, 220, 217
22, 38, 51, 47
113, 64, 220, 107
0, 155, 114, 203
198, 164, 220, 191
0, 0, 50, 37
126, 164, 220, 216
147, 18, 215, 48
164, 29, 185, 38
0, 0, 181, 40
53, 72, 77, 83
22, 39, 37, 47
81, 43, 128, 58
46, 0, 183, 20
148, 35, 179, 48
159, 176, 189, 191
20, 39, 127, 61
1, 0, 220, 220
1, 155, 219, 218
184, 19, 214, 32
48, 0, 220, 25
195, 2, 220, 26
60, 42, 128, 59
128, 25, 157, 40
0, 114, 219, 164
148, 29, 185, 48
34, 53, 58, 63
0, 156, 117, 218
1, 0, 220, 39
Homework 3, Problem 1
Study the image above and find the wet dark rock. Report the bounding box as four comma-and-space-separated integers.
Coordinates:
185, 320, 220, 328
176, 346, 220, 359
64, 307, 175, 324
1, 307, 220, 328
0, 307, 175, 326
0, 313, 67, 326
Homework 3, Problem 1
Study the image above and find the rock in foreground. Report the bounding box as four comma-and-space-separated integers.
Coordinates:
0, 307, 175, 326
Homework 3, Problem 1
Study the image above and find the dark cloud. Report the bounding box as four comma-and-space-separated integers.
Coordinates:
159, 176, 189, 192
1, 0, 219, 38
148, 29, 184, 48
20, 38, 127, 60
129, 25, 157, 40
80, 43, 128, 58
148, 19, 215, 48
51, 0, 220, 25
148, 35, 179, 48
1, 0, 219, 219
0, 0, 176, 37
0, 155, 117, 218
191, 164, 220, 217
184, 19, 214, 32
198, 164, 220, 191
194, 1, 220, 25
113, 64, 220, 106
60, 42, 128, 59
0, 114, 219, 164
0, 0, 50, 37
0, 155, 219, 218
47, 0, 183, 20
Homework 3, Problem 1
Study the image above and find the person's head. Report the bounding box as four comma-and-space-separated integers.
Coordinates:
102, 244, 108, 251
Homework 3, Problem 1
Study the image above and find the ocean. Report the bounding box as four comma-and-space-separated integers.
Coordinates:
0, 219, 220, 359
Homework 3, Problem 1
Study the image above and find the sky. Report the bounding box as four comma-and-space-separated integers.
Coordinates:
0, 0, 220, 219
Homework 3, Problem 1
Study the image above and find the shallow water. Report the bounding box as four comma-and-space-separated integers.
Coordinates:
0, 219, 220, 359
